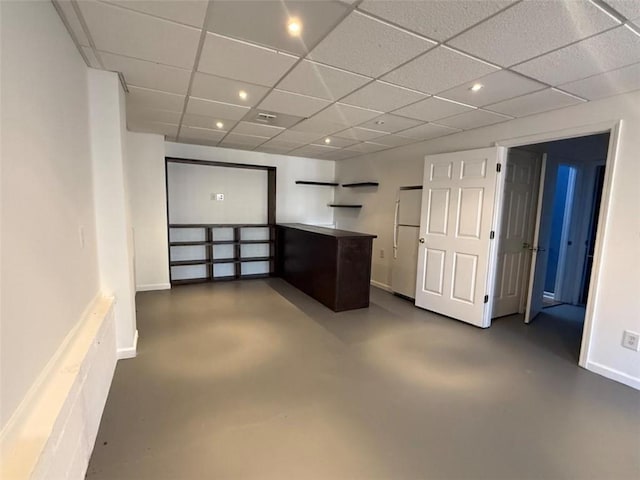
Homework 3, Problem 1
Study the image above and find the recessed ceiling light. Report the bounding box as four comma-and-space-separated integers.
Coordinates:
470, 83, 483, 92
238, 90, 248, 100
216, 121, 224, 129
287, 18, 302, 37
324, 138, 331, 144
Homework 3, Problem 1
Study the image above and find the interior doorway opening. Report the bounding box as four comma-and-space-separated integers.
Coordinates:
492, 132, 611, 361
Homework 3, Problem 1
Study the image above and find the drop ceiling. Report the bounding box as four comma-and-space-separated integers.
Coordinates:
54, 0, 640, 161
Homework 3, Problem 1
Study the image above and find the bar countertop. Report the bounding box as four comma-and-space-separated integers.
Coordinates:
277, 223, 377, 239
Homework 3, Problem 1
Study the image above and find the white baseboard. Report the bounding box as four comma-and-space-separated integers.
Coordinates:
586, 361, 640, 390
117, 329, 138, 360
136, 283, 170, 292
0, 296, 117, 480
371, 280, 393, 292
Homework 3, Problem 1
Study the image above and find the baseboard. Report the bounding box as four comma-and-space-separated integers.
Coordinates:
136, 283, 170, 292
117, 329, 138, 360
371, 280, 393, 292
0, 296, 117, 480
586, 361, 640, 390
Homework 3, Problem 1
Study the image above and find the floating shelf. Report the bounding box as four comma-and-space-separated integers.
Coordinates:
328, 204, 363, 208
341, 182, 379, 187
295, 181, 338, 186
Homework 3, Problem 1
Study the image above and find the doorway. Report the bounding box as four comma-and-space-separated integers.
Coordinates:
492, 133, 611, 360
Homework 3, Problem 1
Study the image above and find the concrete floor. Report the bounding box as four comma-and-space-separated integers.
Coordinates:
87, 280, 640, 479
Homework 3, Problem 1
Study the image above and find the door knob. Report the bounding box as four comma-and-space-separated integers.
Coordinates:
522, 242, 531, 249
419, 238, 425, 244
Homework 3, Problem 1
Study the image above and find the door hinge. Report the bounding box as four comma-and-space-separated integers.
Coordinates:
484, 295, 489, 303
496, 163, 502, 172
490, 230, 495, 239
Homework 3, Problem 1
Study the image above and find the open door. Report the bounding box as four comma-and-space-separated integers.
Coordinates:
415, 147, 505, 328
525, 155, 549, 323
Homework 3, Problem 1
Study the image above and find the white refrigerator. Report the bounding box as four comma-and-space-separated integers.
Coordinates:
392, 186, 422, 299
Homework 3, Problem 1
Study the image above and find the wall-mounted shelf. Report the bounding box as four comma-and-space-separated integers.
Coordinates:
341, 182, 379, 187
328, 204, 362, 208
295, 181, 338, 186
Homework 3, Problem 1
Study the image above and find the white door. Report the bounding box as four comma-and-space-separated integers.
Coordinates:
492, 149, 542, 318
415, 147, 505, 327
525, 155, 549, 323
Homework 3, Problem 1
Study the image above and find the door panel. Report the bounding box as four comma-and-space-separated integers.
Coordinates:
492, 149, 542, 318
415, 147, 504, 327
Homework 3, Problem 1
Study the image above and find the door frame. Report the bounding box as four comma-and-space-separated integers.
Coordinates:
494, 120, 622, 369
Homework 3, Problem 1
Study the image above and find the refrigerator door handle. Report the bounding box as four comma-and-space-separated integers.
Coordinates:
393, 198, 400, 259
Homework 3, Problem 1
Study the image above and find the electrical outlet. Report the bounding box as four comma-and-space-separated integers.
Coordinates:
622, 331, 640, 351
211, 193, 224, 201
379, 249, 384, 259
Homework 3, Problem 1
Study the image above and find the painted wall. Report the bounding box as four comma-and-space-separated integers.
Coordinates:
335, 90, 640, 388
0, 0, 100, 429
126, 141, 337, 288
125, 132, 170, 291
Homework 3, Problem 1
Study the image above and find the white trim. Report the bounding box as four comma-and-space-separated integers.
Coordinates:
371, 279, 393, 292
585, 361, 640, 390
117, 329, 138, 359
494, 120, 617, 148
136, 283, 171, 292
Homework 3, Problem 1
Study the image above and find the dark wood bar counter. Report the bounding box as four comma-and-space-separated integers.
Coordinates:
276, 224, 377, 312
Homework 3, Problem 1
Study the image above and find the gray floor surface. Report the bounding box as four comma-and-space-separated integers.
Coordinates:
86, 280, 640, 479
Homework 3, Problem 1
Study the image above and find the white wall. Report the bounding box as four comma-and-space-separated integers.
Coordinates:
125, 132, 170, 291
335, 90, 640, 389
88, 69, 137, 358
127, 141, 337, 288
0, 0, 100, 429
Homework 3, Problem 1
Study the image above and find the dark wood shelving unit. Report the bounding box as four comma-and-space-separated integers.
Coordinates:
295, 181, 338, 186
341, 182, 379, 187
168, 224, 275, 285
328, 204, 363, 208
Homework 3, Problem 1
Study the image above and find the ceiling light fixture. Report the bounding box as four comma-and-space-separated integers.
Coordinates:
324, 138, 331, 144
238, 90, 248, 100
287, 18, 302, 36
470, 83, 483, 92
216, 121, 224, 129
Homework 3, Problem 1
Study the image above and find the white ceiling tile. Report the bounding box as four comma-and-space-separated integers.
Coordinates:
260, 138, 304, 151
395, 122, 461, 140
345, 142, 390, 153
290, 144, 340, 158
289, 116, 351, 135
258, 145, 298, 155
438, 70, 546, 107
359, 0, 515, 42
127, 86, 185, 112
77, 1, 201, 69
127, 106, 183, 125
182, 113, 237, 131
198, 33, 298, 87
322, 136, 359, 148
205, 1, 349, 56
485, 88, 584, 117
278, 60, 371, 101
308, 10, 436, 77
436, 109, 512, 130
231, 121, 284, 138
103, 0, 209, 28
81, 47, 101, 68
179, 126, 227, 143
127, 120, 179, 138
258, 90, 331, 117
382, 46, 498, 94
370, 134, 418, 147
220, 133, 270, 148
392, 96, 474, 122
358, 114, 423, 133
605, 0, 640, 20
335, 127, 387, 141
340, 81, 427, 112
311, 102, 382, 126
513, 27, 640, 86
448, 0, 620, 67
190, 72, 269, 107
186, 97, 250, 120
559, 62, 640, 100
318, 149, 359, 160
101, 51, 191, 94
273, 129, 324, 144
56, 0, 90, 46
